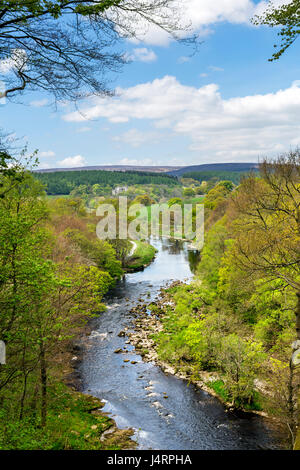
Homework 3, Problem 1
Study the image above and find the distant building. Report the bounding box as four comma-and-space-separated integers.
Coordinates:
112, 186, 128, 196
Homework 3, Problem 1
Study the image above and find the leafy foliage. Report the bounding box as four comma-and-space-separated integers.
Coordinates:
35, 169, 179, 195
153, 153, 300, 430
0, 161, 129, 447
252, 0, 300, 61
0, 0, 192, 100
181, 170, 256, 185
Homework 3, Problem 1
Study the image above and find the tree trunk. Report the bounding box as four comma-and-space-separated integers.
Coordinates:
296, 292, 300, 340
287, 360, 296, 449
19, 372, 28, 420
40, 343, 47, 427
287, 291, 300, 448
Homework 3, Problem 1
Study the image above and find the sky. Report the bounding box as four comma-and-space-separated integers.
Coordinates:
1, 0, 300, 169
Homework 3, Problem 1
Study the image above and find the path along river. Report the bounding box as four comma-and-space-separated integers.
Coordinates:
79, 238, 282, 450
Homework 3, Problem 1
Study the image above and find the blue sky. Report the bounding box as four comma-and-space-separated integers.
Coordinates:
1, 0, 300, 169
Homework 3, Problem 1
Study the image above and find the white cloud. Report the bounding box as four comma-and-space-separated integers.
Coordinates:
208, 66, 224, 72
76, 126, 91, 133
0, 59, 12, 75
63, 76, 300, 162
177, 56, 191, 64
185, 0, 254, 26
112, 128, 162, 147
107, 1, 291, 46
118, 157, 160, 166
30, 99, 49, 107
39, 150, 55, 158
37, 162, 51, 170
129, 47, 157, 62
118, 157, 187, 166
57, 155, 87, 167
253, 0, 292, 17
0, 49, 27, 75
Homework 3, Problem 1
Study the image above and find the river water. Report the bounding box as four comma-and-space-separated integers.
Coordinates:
79, 238, 282, 450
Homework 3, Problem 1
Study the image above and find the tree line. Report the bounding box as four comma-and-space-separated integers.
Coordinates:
34, 169, 180, 195
181, 170, 257, 186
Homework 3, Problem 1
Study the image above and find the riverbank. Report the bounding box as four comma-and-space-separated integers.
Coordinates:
125, 240, 157, 272
0, 352, 135, 450
58, 321, 136, 450
0, 314, 135, 450
126, 281, 282, 424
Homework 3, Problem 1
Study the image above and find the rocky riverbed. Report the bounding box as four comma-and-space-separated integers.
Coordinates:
79, 238, 283, 450
125, 281, 274, 419
126, 282, 223, 398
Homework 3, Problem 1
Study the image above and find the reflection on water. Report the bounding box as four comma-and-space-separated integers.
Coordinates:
127, 237, 194, 284
159, 237, 201, 273
161, 238, 183, 254
188, 249, 201, 274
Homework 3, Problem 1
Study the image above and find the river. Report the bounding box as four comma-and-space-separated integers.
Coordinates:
79, 237, 282, 450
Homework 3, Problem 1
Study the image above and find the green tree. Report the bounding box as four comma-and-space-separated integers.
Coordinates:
34, 263, 111, 426
252, 0, 300, 61
229, 151, 300, 444
183, 187, 195, 197
0, 0, 194, 101
132, 194, 155, 206
0, 169, 50, 422
0, 167, 113, 427
231, 152, 300, 340
218, 334, 266, 408
168, 197, 183, 207
64, 228, 123, 279
204, 181, 233, 211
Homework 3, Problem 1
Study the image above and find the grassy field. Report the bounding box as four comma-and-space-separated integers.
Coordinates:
127, 240, 157, 270
45, 194, 70, 200
184, 196, 205, 204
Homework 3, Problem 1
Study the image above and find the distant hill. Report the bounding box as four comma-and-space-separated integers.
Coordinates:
36, 165, 181, 174
167, 163, 259, 177
35, 163, 259, 176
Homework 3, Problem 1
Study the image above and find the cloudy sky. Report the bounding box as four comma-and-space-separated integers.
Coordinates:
1, 0, 299, 169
